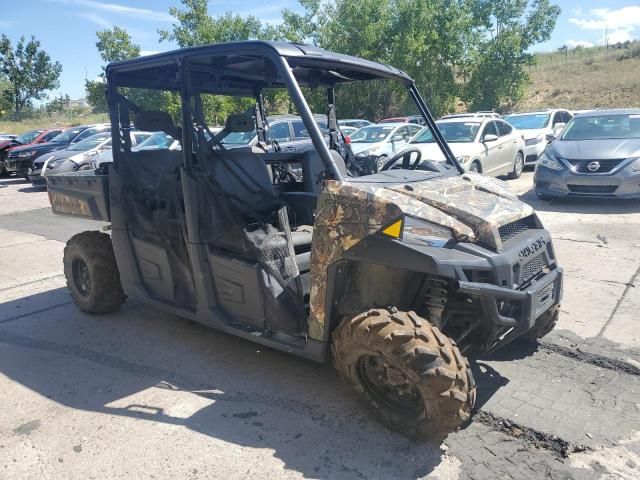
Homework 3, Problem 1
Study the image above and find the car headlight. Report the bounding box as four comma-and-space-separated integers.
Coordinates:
627, 157, 640, 172
537, 151, 563, 171
47, 160, 58, 169
456, 155, 471, 164
525, 135, 544, 146
381, 216, 453, 248
18, 150, 37, 158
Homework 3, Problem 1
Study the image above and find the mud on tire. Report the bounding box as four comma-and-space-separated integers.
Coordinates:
332, 308, 476, 441
63, 231, 125, 314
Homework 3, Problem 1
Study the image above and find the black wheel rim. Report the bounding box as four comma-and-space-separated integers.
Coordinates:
72, 257, 91, 297
357, 355, 422, 413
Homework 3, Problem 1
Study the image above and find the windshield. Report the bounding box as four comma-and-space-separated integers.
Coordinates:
350, 126, 395, 143
68, 133, 110, 151
220, 131, 255, 145
15, 130, 42, 144
412, 122, 480, 144
52, 127, 84, 143
561, 114, 640, 141
134, 131, 176, 150
505, 113, 550, 130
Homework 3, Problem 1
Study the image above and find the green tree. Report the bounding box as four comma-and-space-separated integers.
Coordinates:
45, 94, 71, 115
463, 0, 561, 111
0, 35, 62, 118
85, 27, 142, 112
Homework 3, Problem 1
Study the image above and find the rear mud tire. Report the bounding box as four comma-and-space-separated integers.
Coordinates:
521, 305, 559, 342
63, 231, 125, 314
332, 308, 475, 441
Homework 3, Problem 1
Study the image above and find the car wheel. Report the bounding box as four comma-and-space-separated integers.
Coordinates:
469, 161, 481, 173
536, 191, 553, 201
375, 155, 388, 172
508, 152, 524, 179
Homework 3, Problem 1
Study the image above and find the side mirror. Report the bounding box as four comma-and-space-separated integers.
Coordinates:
483, 134, 498, 143
545, 133, 556, 143
553, 123, 566, 134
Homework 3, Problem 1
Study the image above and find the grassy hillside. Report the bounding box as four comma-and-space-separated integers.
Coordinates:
0, 112, 109, 136
517, 41, 640, 111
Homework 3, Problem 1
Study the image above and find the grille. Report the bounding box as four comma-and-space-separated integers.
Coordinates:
564, 158, 625, 174
567, 184, 617, 194
498, 215, 537, 243
536, 282, 555, 314
521, 254, 548, 284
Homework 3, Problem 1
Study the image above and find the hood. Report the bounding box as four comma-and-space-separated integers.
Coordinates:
32, 148, 78, 166
0, 140, 15, 150
9, 141, 66, 155
408, 142, 480, 161
350, 171, 533, 250
350, 142, 381, 155
551, 138, 640, 160
518, 128, 546, 140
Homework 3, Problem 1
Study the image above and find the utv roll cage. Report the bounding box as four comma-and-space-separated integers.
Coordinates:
105, 40, 463, 176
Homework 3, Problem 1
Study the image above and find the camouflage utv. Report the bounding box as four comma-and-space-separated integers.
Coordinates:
47, 41, 562, 440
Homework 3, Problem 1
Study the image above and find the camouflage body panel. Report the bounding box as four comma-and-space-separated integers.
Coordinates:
307, 173, 535, 341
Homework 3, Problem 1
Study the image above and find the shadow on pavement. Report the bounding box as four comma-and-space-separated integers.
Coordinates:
0, 288, 477, 479
0, 177, 31, 187
17, 185, 46, 193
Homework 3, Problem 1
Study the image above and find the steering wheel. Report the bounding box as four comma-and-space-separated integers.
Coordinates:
380, 148, 423, 172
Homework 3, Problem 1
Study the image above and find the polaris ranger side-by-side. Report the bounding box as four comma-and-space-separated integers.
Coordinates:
47, 41, 562, 440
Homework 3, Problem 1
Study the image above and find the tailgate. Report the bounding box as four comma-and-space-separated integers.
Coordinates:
47, 170, 110, 221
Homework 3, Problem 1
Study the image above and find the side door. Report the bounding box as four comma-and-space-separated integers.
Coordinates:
479, 121, 502, 175
496, 120, 518, 174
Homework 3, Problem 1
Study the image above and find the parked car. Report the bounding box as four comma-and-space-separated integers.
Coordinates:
350, 123, 422, 170
220, 114, 329, 153
392, 117, 525, 178
5, 124, 110, 178
30, 131, 153, 185
377, 115, 425, 125
0, 133, 17, 141
340, 125, 358, 137
0, 128, 62, 176
338, 119, 371, 129
534, 109, 640, 199
504, 109, 573, 165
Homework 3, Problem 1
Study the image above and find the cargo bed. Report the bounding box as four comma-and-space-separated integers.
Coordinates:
47, 170, 110, 222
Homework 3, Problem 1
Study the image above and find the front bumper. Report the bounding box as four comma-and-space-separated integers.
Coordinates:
5, 157, 35, 176
534, 165, 640, 199
524, 142, 546, 164
28, 166, 46, 185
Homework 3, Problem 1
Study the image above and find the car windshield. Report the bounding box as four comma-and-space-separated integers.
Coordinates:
412, 122, 480, 143
68, 133, 110, 151
561, 113, 640, 141
51, 127, 84, 143
350, 126, 394, 143
505, 113, 550, 130
15, 130, 42, 144
134, 131, 176, 150
220, 131, 256, 145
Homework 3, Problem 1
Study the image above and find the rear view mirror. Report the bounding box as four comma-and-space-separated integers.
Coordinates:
545, 133, 556, 143
483, 134, 498, 142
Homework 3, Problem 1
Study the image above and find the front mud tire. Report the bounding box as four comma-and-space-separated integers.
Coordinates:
63, 231, 125, 314
521, 305, 559, 342
332, 308, 475, 441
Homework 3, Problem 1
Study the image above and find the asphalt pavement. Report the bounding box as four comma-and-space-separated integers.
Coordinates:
0, 172, 639, 480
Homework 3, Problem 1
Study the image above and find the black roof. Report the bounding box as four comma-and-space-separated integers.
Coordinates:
106, 41, 413, 95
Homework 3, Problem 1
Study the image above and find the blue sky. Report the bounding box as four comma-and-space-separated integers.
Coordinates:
1, 0, 639, 99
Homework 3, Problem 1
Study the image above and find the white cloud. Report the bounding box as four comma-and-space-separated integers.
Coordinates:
566, 39, 594, 48
569, 6, 640, 31
602, 29, 634, 44
48, 0, 173, 22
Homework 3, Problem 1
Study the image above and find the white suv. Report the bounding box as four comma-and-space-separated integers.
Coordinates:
504, 109, 573, 165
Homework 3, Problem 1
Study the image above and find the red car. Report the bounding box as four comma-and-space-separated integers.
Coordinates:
0, 128, 62, 176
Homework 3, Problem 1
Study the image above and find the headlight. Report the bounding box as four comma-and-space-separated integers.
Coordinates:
47, 160, 58, 169
69, 153, 85, 163
18, 150, 37, 158
627, 157, 640, 172
537, 152, 563, 171
456, 155, 471, 163
525, 135, 543, 146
